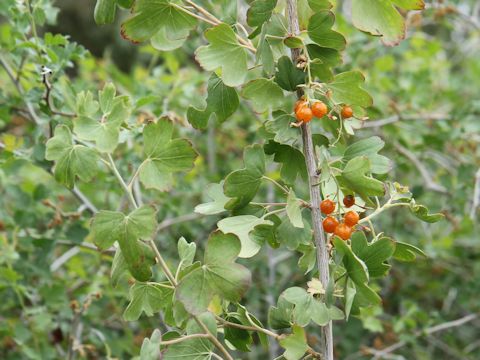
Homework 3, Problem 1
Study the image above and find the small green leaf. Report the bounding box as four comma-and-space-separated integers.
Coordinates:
45, 125, 99, 189
279, 325, 308, 360
339, 156, 385, 204
343, 136, 391, 174
333, 237, 381, 304
241, 78, 284, 113
124, 283, 172, 321
393, 241, 427, 262
308, 11, 345, 50
176, 231, 251, 315
224, 145, 265, 209
224, 315, 253, 352
276, 216, 312, 250
274, 56, 306, 92
286, 189, 304, 228
177, 237, 196, 268
94, 0, 116, 25
111, 249, 128, 287
284, 36, 304, 49
307, 44, 340, 82
91, 205, 157, 281
139, 329, 162, 360
139, 119, 197, 191
194, 182, 230, 215
264, 142, 307, 184
120, 0, 196, 49
327, 71, 373, 108
410, 201, 444, 223
264, 111, 298, 145
344, 278, 356, 320
196, 23, 248, 87
247, 0, 277, 27
187, 74, 239, 129
351, 232, 395, 278
217, 215, 273, 258
351, 0, 418, 46
308, 0, 332, 11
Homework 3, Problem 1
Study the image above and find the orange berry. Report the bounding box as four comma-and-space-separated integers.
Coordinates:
341, 105, 353, 119
334, 223, 352, 240
344, 211, 359, 227
296, 106, 313, 123
343, 195, 355, 208
320, 199, 335, 215
322, 216, 339, 233
294, 99, 308, 113
311, 101, 328, 118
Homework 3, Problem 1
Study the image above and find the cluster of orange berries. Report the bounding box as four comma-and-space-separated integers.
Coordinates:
294, 99, 353, 123
320, 195, 359, 240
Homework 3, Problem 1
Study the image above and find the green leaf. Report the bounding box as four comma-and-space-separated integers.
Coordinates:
284, 36, 304, 49
224, 315, 253, 352
120, 0, 196, 50
333, 237, 380, 304
410, 201, 444, 223
178, 237, 196, 268
224, 145, 265, 209
124, 282, 172, 321
99, 82, 116, 113
257, 27, 275, 75
187, 74, 239, 129
111, 249, 128, 287
139, 329, 162, 360
307, 44, 340, 82
264, 142, 307, 184
76, 91, 99, 116
274, 56, 306, 92
327, 71, 373, 108
308, 11, 345, 50
176, 231, 251, 315
91, 206, 157, 281
351, 232, 395, 278
247, 0, 277, 27
393, 241, 427, 262
264, 111, 298, 145
45, 125, 99, 189
164, 313, 216, 359
241, 78, 284, 113
339, 156, 385, 204
269, 296, 294, 330
343, 136, 391, 174
218, 215, 273, 258
279, 325, 308, 360
94, 0, 116, 25
344, 278, 356, 320
286, 189, 304, 228
276, 216, 312, 250
195, 182, 230, 215
351, 0, 419, 46
139, 119, 197, 191
196, 23, 248, 87
308, 0, 332, 11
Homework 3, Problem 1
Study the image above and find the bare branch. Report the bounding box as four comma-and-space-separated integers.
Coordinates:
394, 142, 448, 194
361, 113, 448, 128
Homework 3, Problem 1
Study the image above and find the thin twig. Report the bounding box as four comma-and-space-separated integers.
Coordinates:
361, 113, 448, 128
286, 2, 333, 359
0, 54, 40, 124
369, 314, 478, 359
394, 142, 448, 194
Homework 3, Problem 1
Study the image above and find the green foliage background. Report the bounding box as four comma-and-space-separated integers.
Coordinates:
0, 0, 479, 359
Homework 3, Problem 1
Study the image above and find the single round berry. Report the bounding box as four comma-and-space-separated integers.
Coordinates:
311, 101, 328, 118
341, 105, 353, 119
322, 216, 339, 233
294, 99, 308, 113
320, 199, 336, 215
296, 106, 313, 123
334, 223, 352, 240
343, 195, 355, 208
344, 211, 359, 227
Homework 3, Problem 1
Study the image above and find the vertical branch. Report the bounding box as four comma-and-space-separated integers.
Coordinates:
286, 2, 333, 360
470, 168, 480, 220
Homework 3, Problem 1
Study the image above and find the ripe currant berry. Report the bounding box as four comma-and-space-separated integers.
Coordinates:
311, 101, 328, 118
344, 211, 359, 227
320, 199, 335, 215
343, 195, 355, 208
341, 105, 353, 119
296, 106, 313, 123
322, 216, 339, 233
334, 223, 352, 240
294, 99, 307, 113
